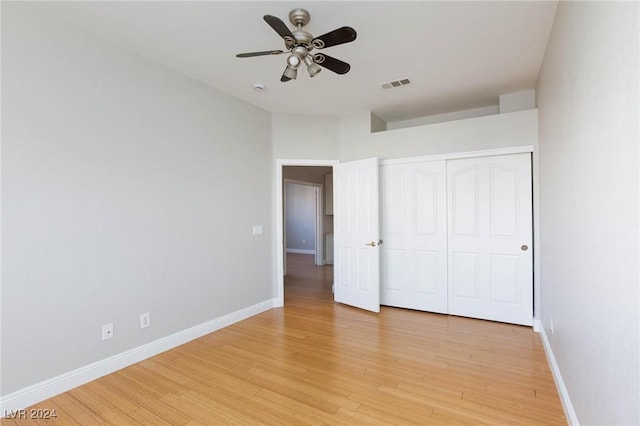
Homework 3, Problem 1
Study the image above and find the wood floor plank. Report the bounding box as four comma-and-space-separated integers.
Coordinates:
179, 377, 300, 426
248, 367, 361, 411
252, 387, 356, 426
335, 407, 390, 426
67, 386, 118, 416
46, 393, 103, 425
2, 253, 566, 425
100, 409, 143, 426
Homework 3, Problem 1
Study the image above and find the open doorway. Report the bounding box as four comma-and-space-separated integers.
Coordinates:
275, 161, 338, 306
284, 180, 323, 264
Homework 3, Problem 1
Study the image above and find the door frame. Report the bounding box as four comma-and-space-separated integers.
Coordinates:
275, 159, 340, 307
283, 178, 324, 266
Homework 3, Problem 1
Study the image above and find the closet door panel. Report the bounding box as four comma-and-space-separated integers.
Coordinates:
380, 161, 447, 313
447, 153, 533, 326
450, 165, 479, 237
490, 165, 518, 237
452, 252, 479, 299
414, 170, 437, 235
383, 248, 406, 291
490, 254, 519, 303
414, 250, 438, 295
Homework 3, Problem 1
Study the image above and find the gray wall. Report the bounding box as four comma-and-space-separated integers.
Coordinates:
272, 113, 340, 160
285, 183, 316, 251
2, 4, 273, 395
284, 166, 334, 238
537, 2, 639, 424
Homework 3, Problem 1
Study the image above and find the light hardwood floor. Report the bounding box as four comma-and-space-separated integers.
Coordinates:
3, 254, 566, 425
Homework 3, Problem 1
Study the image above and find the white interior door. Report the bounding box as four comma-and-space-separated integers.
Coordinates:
333, 158, 380, 313
380, 161, 448, 313
447, 153, 533, 326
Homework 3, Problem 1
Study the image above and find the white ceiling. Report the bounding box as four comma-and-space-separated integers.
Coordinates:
35, 1, 558, 123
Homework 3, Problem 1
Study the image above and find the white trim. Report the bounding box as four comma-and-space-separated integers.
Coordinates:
532, 144, 541, 321
538, 326, 580, 425
533, 318, 542, 333
277, 159, 338, 166
314, 185, 323, 266
379, 146, 534, 166
286, 248, 316, 255
0, 299, 277, 415
275, 159, 340, 308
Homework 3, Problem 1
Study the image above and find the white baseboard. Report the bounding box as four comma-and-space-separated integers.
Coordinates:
538, 326, 580, 425
533, 318, 542, 333
286, 248, 316, 254
0, 298, 277, 415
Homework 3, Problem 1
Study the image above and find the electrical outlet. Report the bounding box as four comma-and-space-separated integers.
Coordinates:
140, 313, 151, 329
550, 318, 554, 335
102, 323, 114, 340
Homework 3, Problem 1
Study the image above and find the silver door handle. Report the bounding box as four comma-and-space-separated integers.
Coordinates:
521, 245, 528, 251
365, 241, 377, 247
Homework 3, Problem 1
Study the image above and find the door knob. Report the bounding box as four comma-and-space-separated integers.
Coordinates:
365, 241, 377, 247
521, 245, 528, 251
378, 239, 384, 245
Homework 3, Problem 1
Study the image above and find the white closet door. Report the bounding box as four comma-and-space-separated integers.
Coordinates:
333, 158, 381, 313
447, 153, 533, 326
380, 161, 448, 313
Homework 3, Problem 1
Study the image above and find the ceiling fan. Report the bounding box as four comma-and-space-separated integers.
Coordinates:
236, 8, 357, 82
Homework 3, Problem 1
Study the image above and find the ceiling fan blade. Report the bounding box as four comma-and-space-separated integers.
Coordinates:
236, 50, 285, 58
312, 26, 357, 49
313, 53, 351, 75
264, 15, 296, 41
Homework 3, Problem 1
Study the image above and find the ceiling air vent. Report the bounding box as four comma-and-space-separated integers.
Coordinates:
380, 78, 411, 89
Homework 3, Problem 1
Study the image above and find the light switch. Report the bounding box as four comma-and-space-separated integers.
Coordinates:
252, 225, 263, 235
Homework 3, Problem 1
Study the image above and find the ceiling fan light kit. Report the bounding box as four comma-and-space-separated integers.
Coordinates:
282, 65, 297, 81
236, 8, 357, 82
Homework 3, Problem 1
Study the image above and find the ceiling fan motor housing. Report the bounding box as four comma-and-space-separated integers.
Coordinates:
293, 30, 313, 47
